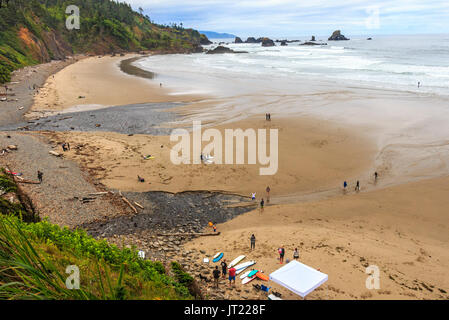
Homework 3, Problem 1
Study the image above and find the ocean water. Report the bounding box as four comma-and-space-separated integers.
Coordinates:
134, 34, 449, 184
136, 34, 449, 97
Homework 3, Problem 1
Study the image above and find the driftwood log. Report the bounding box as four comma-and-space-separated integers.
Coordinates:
118, 191, 138, 214
157, 232, 221, 237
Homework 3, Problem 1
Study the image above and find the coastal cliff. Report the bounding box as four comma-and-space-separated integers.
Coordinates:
0, 0, 209, 83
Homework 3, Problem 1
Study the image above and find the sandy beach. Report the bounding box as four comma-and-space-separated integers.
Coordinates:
28, 54, 205, 118
3, 54, 447, 300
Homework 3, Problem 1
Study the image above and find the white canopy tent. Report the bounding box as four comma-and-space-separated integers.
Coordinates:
269, 260, 328, 298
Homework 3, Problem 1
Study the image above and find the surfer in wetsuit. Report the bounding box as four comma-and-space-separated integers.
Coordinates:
221, 260, 227, 279
213, 266, 220, 288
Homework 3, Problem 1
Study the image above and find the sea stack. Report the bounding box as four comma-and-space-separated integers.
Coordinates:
261, 38, 275, 47
245, 37, 258, 43
235, 37, 243, 43
205, 46, 248, 54
311, 35, 316, 41
328, 30, 349, 41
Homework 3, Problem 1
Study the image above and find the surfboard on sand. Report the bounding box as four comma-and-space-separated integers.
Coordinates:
234, 261, 256, 274
229, 255, 245, 268
256, 272, 269, 281
239, 270, 251, 279
242, 275, 257, 285
212, 252, 224, 263
248, 270, 258, 277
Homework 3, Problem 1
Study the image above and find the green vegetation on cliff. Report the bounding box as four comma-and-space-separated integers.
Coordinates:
0, 0, 209, 83
0, 168, 195, 300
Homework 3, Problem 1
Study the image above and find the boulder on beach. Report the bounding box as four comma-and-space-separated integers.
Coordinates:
261, 38, 275, 47
328, 30, 349, 41
205, 46, 248, 54
234, 37, 243, 43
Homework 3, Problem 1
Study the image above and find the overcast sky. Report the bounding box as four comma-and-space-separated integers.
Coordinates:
121, 0, 449, 37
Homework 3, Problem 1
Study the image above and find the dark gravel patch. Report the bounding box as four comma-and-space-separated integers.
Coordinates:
0, 102, 184, 135
83, 191, 255, 238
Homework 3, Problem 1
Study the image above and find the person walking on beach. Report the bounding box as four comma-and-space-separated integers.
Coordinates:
293, 248, 299, 260
355, 180, 360, 192
374, 171, 378, 181
251, 192, 256, 200
221, 259, 228, 279
213, 266, 220, 288
228, 266, 236, 287
266, 186, 271, 203
418, 81, 420, 88
278, 246, 285, 264
213, 225, 217, 233
260, 198, 264, 212
343, 181, 347, 193
37, 170, 43, 183
250, 234, 256, 250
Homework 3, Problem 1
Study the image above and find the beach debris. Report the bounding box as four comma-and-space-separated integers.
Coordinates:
118, 191, 138, 214
142, 155, 154, 160
95, 124, 101, 127
137, 175, 145, 182
78, 96, 85, 99
88, 192, 109, 196
157, 232, 221, 237
133, 201, 144, 209
17, 179, 41, 185
18, 107, 24, 110
49, 150, 62, 157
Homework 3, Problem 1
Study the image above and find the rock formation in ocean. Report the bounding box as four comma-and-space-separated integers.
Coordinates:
234, 37, 243, 43
311, 35, 316, 41
280, 40, 288, 46
205, 46, 248, 54
245, 37, 258, 43
367, 37, 373, 40
261, 38, 275, 47
301, 41, 327, 46
200, 37, 213, 45
328, 30, 349, 41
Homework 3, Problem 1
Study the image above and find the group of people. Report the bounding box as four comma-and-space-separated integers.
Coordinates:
211, 236, 301, 289
343, 172, 379, 193
212, 260, 236, 288
251, 186, 271, 212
